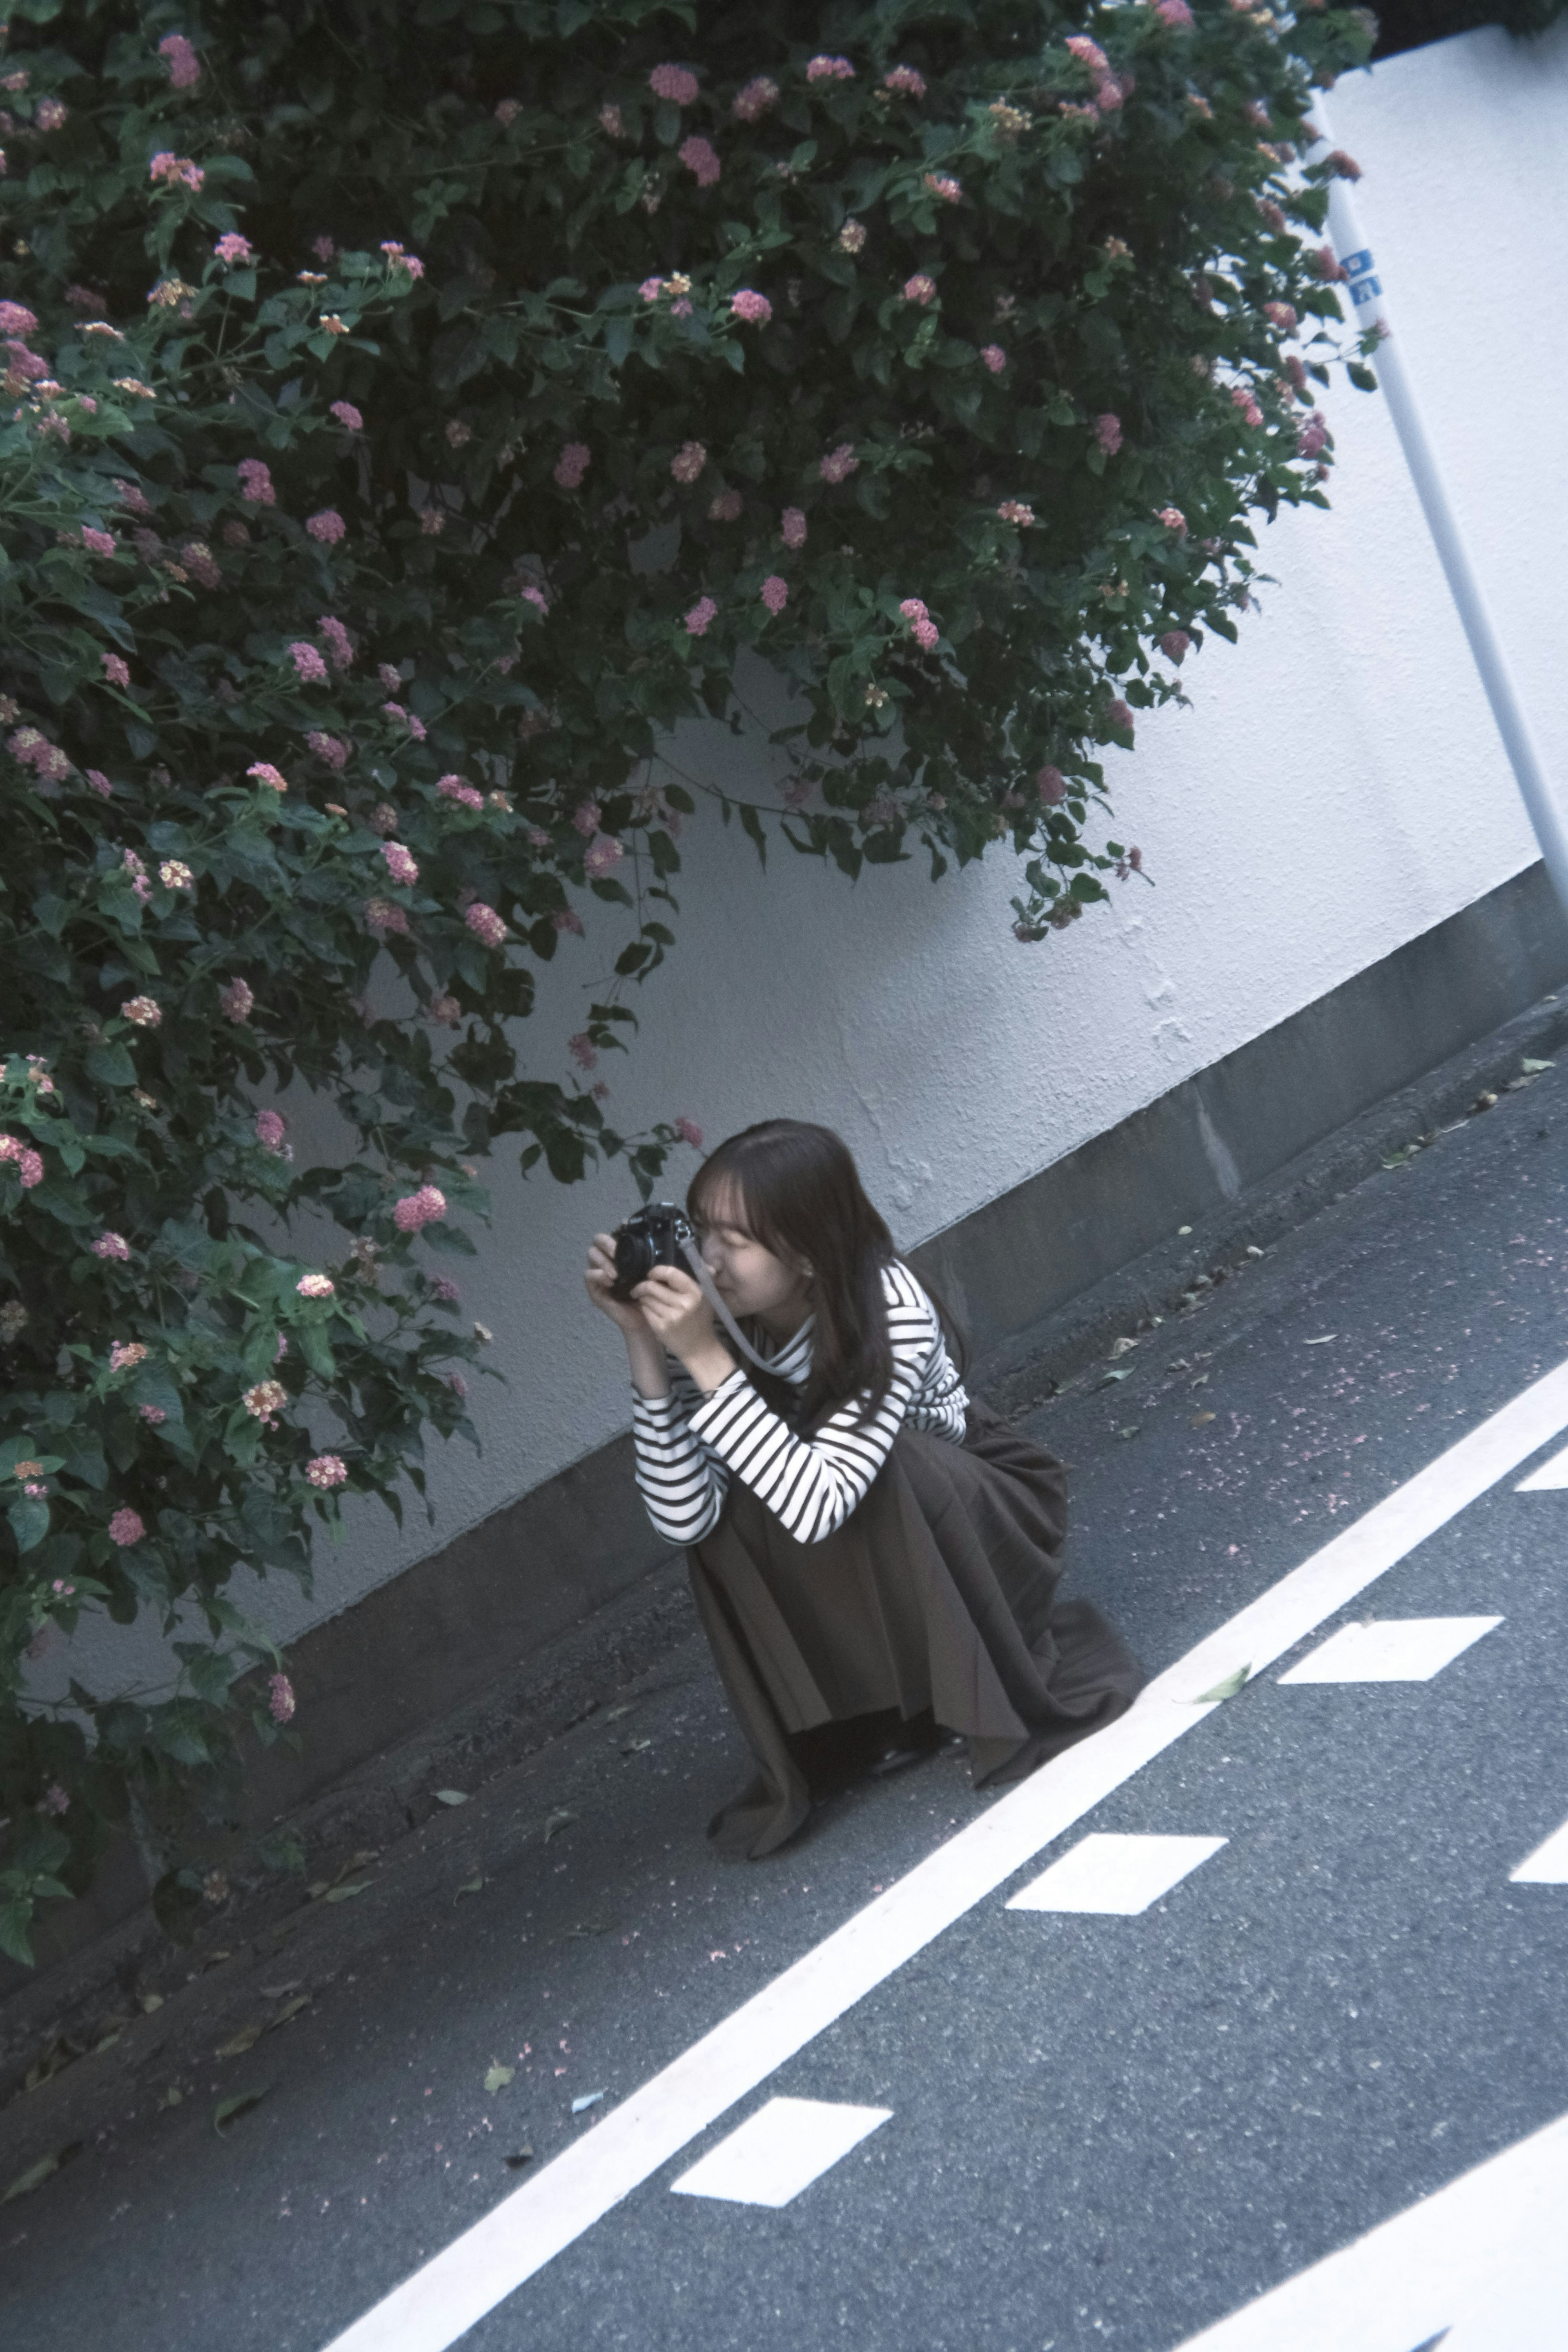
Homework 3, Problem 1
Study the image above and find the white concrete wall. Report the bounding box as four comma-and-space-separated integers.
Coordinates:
35, 24, 1568, 1699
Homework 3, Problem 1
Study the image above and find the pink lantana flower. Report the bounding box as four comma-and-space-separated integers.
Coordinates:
296, 1272, 335, 1298
159, 31, 201, 85
93, 1232, 130, 1261
102, 653, 130, 686
1156, 0, 1195, 25
365, 897, 410, 937
220, 977, 254, 1022
306, 731, 350, 769
806, 56, 855, 82
438, 773, 484, 810
465, 902, 508, 948
238, 458, 275, 504
685, 596, 718, 637
0, 1138, 45, 1188
268, 1672, 296, 1721
884, 66, 926, 96
584, 834, 624, 879
1106, 698, 1135, 735
109, 1507, 145, 1546
733, 77, 779, 120
1094, 413, 1123, 455
649, 62, 699, 104
255, 1109, 288, 1154
1160, 630, 1192, 664
760, 575, 788, 616
730, 289, 771, 324
121, 995, 162, 1027
820, 443, 859, 484
392, 1183, 447, 1233
1037, 766, 1067, 803
675, 1115, 704, 1148
980, 344, 1007, 374
903, 273, 938, 306
382, 841, 419, 886
781, 507, 807, 548
679, 136, 722, 187
568, 1033, 597, 1070
248, 763, 289, 796
1156, 506, 1188, 535
554, 442, 590, 490
924, 173, 962, 203
572, 799, 601, 836
330, 401, 363, 431
306, 1454, 347, 1490
671, 440, 707, 485
307, 508, 346, 543
215, 232, 253, 265
289, 640, 329, 684
139, 1403, 166, 1425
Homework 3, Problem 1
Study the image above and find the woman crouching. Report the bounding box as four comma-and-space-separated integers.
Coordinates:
586, 1118, 1143, 1858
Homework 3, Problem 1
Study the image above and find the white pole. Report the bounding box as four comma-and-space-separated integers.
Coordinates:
1308, 100, 1568, 919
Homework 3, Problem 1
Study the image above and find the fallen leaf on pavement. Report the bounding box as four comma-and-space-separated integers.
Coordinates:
504, 2148, 534, 2169
1303, 1334, 1336, 1346
1093, 1368, 1131, 1389
621, 1738, 652, 1755
1195, 1664, 1251, 1703
159, 2086, 183, 2110
323, 1880, 370, 1903
214, 2087, 270, 2136
571, 2091, 604, 2115
456, 1876, 485, 1898
1190, 1411, 1216, 1429
216, 2020, 264, 2059
1116, 1425, 1141, 1441
434, 1789, 469, 1807
1523, 1057, 1555, 1073
484, 2062, 514, 2094
1108, 1335, 1137, 1359
138, 1992, 164, 2015
259, 1980, 302, 2001
268, 1993, 312, 2030
543, 1809, 577, 1842
605, 1704, 635, 1722
564, 1922, 612, 1940
3, 2145, 81, 2203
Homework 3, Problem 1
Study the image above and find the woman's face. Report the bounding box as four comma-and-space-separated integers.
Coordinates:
696, 1180, 811, 1329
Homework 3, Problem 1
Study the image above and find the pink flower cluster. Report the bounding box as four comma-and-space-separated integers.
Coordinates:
244, 1379, 288, 1421
904, 273, 937, 306
806, 56, 855, 82
568, 1033, 597, 1070
554, 442, 590, 490
365, 897, 409, 937
109, 1506, 145, 1546
319, 615, 354, 667
159, 32, 201, 87
900, 597, 939, 653
238, 459, 275, 505
671, 439, 707, 484
0, 1134, 44, 1188
102, 652, 130, 685
330, 400, 363, 431
268, 1671, 296, 1721
247, 761, 288, 791
572, 799, 601, 835
1106, 698, 1135, 735
393, 1183, 447, 1233
709, 488, 742, 523
1156, 506, 1187, 535
305, 1454, 347, 1490
884, 65, 926, 96
649, 63, 699, 104
438, 773, 484, 810
379, 242, 424, 278
1230, 383, 1264, 429
1095, 413, 1123, 455
255, 1109, 288, 1153
1298, 412, 1330, 459
296, 1272, 335, 1298
307, 508, 346, 543
80, 526, 116, 557
464, 901, 507, 948
214, 232, 252, 265
997, 500, 1035, 527
1155, 0, 1194, 24
1066, 35, 1109, 69
1037, 766, 1067, 804
733, 77, 778, 120
679, 136, 721, 187
92, 1229, 130, 1262
820, 443, 858, 485
924, 174, 962, 204
730, 289, 771, 324
8, 728, 71, 782
685, 596, 717, 637
584, 834, 624, 879
382, 841, 419, 886
1264, 301, 1298, 333
290, 640, 328, 684
160, 859, 194, 891
781, 507, 807, 549
121, 994, 161, 1027
149, 152, 204, 191
674, 1115, 704, 1149
140, 1403, 166, 1425
110, 1341, 148, 1373
306, 731, 350, 768
1160, 630, 1192, 664
760, 575, 788, 616
182, 540, 221, 588
220, 977, 254, 1022
980, 345, 1007, 375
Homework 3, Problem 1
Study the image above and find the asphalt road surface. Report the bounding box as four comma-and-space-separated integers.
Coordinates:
5, 1048, 1568, 2351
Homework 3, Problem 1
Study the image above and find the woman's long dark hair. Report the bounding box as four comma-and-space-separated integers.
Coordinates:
687, 1120, 967, 1426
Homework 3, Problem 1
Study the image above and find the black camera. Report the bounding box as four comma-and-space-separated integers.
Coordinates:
610, 1203, 695, 1301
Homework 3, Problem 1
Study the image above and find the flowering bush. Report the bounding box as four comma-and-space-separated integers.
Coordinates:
1, 0, 1372, 1960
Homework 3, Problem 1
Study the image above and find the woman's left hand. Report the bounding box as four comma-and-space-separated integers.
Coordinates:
634, 1266, 732, 1388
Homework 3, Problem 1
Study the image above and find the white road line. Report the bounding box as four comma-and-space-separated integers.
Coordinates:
319, 1353, 1568, 2352
1510, 1814, 1568, 1883
1276, 1614, 1502, 1684
669, 2096, 891, 2208
1516, 1440, 1568, 1488
1006, 1832, 1228, 1916
1169, 2105, 1568, 2349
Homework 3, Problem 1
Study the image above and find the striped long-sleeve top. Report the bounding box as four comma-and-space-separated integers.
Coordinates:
631, 1258, 969, 1547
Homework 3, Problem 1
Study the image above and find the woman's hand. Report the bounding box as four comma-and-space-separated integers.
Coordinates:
584, 1232, 653, 1338
634, 1265, 734, 1392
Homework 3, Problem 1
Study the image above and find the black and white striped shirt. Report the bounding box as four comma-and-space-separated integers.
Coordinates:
631, 1259, 968, 1547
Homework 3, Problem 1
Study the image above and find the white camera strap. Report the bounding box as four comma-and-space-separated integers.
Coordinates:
675, 1236, 778, 1375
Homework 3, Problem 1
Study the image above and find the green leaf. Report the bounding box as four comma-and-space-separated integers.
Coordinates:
214, 2087, 270, 2136
85, 1042, 136, 1088
1194, 1664, 1251, 1704
484, 2061, 514, 2094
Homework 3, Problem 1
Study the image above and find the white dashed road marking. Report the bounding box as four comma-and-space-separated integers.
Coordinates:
1004, 1832, 1228, 1917
1275, 1615, 1502, 1684
319, 1356, 1568, 2352
669, 2097, 891, 2209
1515, 1441, 1568, 1488
1510, 1814, 1568, 1884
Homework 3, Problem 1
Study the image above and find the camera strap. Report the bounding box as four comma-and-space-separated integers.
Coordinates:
675, 1238, 779, 1376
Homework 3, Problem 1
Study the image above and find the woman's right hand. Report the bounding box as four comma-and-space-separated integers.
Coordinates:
585, 1232, 653, 1336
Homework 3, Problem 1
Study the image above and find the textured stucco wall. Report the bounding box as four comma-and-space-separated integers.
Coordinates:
34, 24, 1568, 1702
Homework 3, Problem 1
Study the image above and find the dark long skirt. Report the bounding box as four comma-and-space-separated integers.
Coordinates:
688, 1403, 1145, 1858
